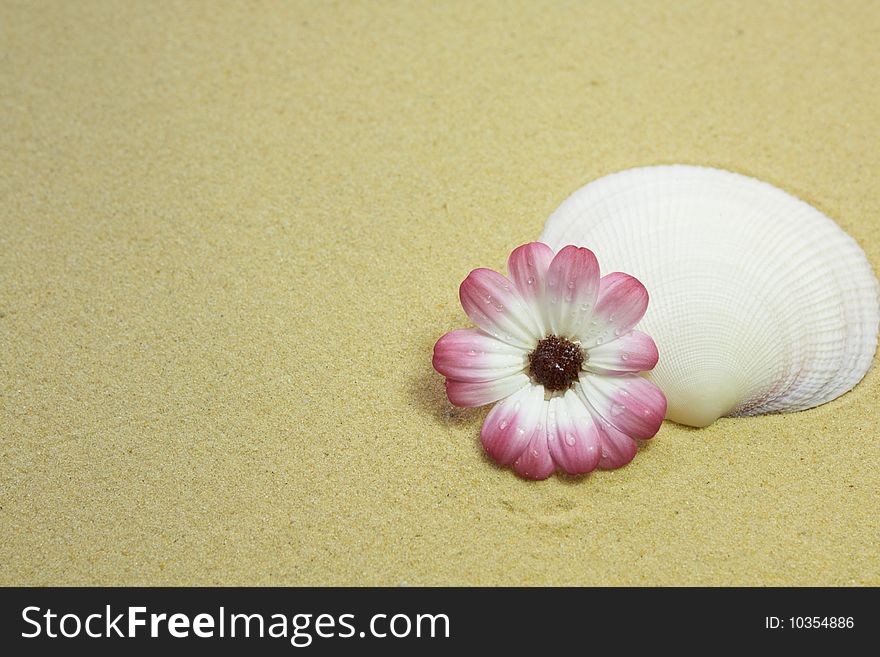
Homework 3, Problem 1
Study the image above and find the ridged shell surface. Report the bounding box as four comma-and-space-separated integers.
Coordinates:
540, 165, 879, 427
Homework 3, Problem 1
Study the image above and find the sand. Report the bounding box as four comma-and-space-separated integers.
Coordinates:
1, 0, 878, 586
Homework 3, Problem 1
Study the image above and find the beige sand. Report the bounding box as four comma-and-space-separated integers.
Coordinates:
1, 0, 878, 586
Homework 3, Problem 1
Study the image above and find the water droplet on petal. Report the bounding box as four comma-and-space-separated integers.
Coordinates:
526, 276, 535, 285
621, 353, 629, 361
613, 328, 622, 336
580, 303, 591, 311
611, 403, 626, 416
596, 337, 604, 345
499, 419, 508, 430
567, 280, 575, 288
531, 449, 539, 457
565, 434, 576, 446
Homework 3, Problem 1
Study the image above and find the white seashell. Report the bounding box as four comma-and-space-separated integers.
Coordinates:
540, 165, 880, 427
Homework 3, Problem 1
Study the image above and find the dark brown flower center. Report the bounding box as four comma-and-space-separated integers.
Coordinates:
528, 335, 585, 391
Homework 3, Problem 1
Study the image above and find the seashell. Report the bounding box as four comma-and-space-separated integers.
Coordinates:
540, 165, 879, 427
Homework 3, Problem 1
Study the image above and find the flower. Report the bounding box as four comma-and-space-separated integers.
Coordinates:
433, 242, 666, 480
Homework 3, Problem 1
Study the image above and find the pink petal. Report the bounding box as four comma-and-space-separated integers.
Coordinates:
597, 421, 638, 469
583, 272, 649, 348
546, 390, 601, 475
576, 374, 666, 440
480, 384, 545, 465
545, 245, 601, 340
585, 330, 659, 374
445, 373, 530, 408
512, 404, 555, 480
459, 268, 541, 350
507, 242, 554, 335
433, 328, 528, 382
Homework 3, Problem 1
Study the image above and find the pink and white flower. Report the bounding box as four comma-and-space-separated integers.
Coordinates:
433, 242, 666, 480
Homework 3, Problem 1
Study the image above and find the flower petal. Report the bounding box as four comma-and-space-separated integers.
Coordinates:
507, 242, 554, 336
512, 403, 555, 480
546, 389, 601, 475
459, 268, 541, 349
433, 328, 528, 382
545, 246, 601, 341
445, 373, 530, 408
585, 329, 659, 374
481, 384, 545, 465
582, 272, 649, 348
575, 374, 666, 440
597, 421, 638, 469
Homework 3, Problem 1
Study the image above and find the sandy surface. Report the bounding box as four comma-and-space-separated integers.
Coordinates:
2, 0, 878, 585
